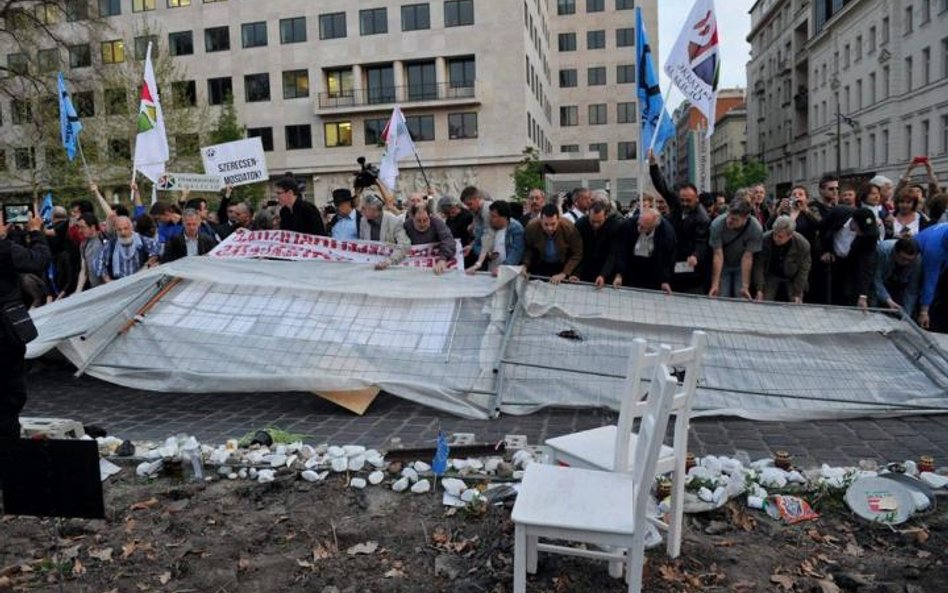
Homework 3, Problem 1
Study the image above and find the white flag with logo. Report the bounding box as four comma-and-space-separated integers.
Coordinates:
664, 0, 720, 137
133, 43, 169, 182
378, 105, 416, 189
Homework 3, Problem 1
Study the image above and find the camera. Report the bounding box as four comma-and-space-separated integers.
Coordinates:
353, 157, 380, 190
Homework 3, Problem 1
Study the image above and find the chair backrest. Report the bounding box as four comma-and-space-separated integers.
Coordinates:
627, 331, 709, 420
614, 342, 671, 472
630, 362, 677, 522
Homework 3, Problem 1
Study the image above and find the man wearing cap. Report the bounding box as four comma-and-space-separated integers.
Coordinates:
328, 189, 361, 241
820, 206, 880, 308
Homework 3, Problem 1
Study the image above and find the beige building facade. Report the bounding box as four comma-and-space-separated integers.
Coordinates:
0, 0, 657, 206
710, 103, 748, 193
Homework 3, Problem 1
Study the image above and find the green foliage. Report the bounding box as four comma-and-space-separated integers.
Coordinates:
208, 97, 264, 206
723, 160, 769, 196
511, 147, 544, 202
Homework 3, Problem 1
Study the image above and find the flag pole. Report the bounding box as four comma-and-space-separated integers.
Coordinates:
412, 151, 431, 189
648, 88, 673, 154
74, 136, 94, 186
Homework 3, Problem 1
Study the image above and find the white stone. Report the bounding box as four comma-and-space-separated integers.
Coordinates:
342, 445, 366, 457
712, 486, 727, 505
450, 459, 467, 470
347, 455, 366, 472
750, 458, 774, 470
700, 456, 722, 475
512, 470, 525, 480
286, 454, 298, 469
135, 460, 162, 478
368, 471, 385, 485
267, 454, 287, 468
411, 479, 431, 494
246, 451, 266, 465
466, 458, 484, 471
249, 468, 258, 479
402, 467, 419, 482
331, 457, 349, 473
366, 452, 386, 469
227, 473, 238, 480
238, 468, 248, 479
275, 445, 287, 456
300, 445, 317, 459
350, 478, 367, 489
698, 487, 714, 502
687, 466, 713, 480
217, 465, 232, 476
719, 458, 744, 475
441, 478, 467, 497
286, 442, 303, 454
327, 446, 346, 458
304, 456, 321, 469
460, 488, 481, 503
392, 476, 410, 492
759, 468, 788, 489
413, 461, 431, 473
484, 458, 502, 473
301, 470, 321, 483
257, 469, 275, 483
787, 470, 807, 484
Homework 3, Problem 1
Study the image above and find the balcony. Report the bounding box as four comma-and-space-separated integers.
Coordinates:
315, 81, 480, 115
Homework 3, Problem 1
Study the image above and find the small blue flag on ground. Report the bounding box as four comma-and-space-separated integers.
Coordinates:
40, 193, 54, 226
57, 72, 83, 161
432, 431, 449, 477
636, 7, 675, 154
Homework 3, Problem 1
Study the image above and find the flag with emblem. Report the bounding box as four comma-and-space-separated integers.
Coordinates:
57, 72, 83, 161
378, 105, 416, 189
431, 431, 449, 477
132, 42, 169, 182
664, 0, 720, 137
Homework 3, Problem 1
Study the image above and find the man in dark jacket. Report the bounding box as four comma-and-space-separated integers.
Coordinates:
820, 206, 880, 308
648, 150, 710, 292
0, 211, 50, 439
277, 177, 326, 236
573, 201, 621, 287
162, 209, 218, 263
613, 207, 677, 294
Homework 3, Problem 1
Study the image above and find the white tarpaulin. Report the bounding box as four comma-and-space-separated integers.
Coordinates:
27, 259, 948, 420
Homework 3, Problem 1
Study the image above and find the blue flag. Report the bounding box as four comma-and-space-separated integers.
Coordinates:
431, 431, 449, 477
57, 72, 83, 161
40, 193, 54, 226
636, 7, 675, 154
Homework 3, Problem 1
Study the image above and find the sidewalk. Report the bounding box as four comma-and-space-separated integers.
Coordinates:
23, 359, 948, 468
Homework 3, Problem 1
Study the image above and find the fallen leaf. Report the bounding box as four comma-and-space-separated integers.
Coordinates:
88, 548, 113, 563
844, 542, 864, 557
346, 541, 379, 556
727, 503, 757, 532
432, 527, 450, 545
900, 527, 930, 544
770, 574, 795, 591
237, 556, 251, 572
124, 518, 137, 534
130, 498, 159, 511
713, 539, 737, 547
312, 544, 333, 561
158, 572, 171, 585
0, 577, 12, 589
121, 542, 138, 560
60, 545, 81, 560
384, 568, 406, 578
817, 579, 841, 593
296, 559, 313, 569
72, 559, 86, 577
658, 563, 683, 582
918, 550, 932, 559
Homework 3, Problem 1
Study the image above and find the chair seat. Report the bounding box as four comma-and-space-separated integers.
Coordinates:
512, 463, 639, 536
546, 426, 675, 472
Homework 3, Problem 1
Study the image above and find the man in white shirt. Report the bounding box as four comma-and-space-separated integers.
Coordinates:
563, 187, 591, 223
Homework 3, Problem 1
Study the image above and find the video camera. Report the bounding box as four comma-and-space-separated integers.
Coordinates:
353, 157, 380, 190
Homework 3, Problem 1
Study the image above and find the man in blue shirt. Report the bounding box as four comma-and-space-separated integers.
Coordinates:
328, 189, 360, 241
873, 237, 921, 317
916, 223, 948, 331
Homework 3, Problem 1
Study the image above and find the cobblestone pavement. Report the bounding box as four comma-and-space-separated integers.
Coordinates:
22, 358, 948, 468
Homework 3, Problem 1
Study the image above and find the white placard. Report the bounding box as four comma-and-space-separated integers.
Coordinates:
200, 137, 269, 187
156, 173, 224, 192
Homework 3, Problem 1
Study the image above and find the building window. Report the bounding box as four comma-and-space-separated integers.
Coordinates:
169, 31, 194, 56
168, 0, 190, 7
587, 0, 604, 11
448, 112, 477, 138
943, 38, 948, 79
319, 12, 347, 39
587, 66, 606, 86
922, 119, 930, 155
588, 104, 607, 125
905, 6, 913, 35
242, 22, 268, 48
172, 80, 197, 107
101, 40, 125, 64
869, 26, 876, 53
286, 124, 313, 150
134, 35, 158, 60
280, 17, 306, 44
942, 115, 948, 154
616, 0, 634, 8
282, 69, 310, 99
364, 117, 387, 145
558, 32, 577, 51
406, 115, 435, 141
406, 61, 437, 101
247, 127, 274, 152
617, 101, 635, 123
207, 77, 233, 105
906, 56, 914, 91
447, 56, 476, 89
11, 99, 31, 125
922, 0, 932, 22
589, 143, 607, 160
560, 105, 578, 126
854, 35, 862, 61
617, 64, 635, 83
617, 141, 637, 160
922, 47, 931, 85
98, 0, 120, 17
360, 8, 388, 35
65, 0, 89, 21
244, 73, 270, 102
559, 69, 577, 87
882, 64, 890, 98
104, 88, 126, 114
402, 3, 430, 31
132, 0, 155, 13
38, 48, 59, 73
205, 26, 230, 52
616, 27, 634, 47
68, 44, 91, 68
444, 0, 474, 27
882, 16, 890, 44
561, 144, 579, 152
324, 122, 352, 147
557, 0, 575, 15
366, 65, 395, 104
15, 148, 35, 170
587, 30, 605, 49
905, 124, 913, 160
74, 91, 95, 117
108, 138, 130, 160
175, 134, 199, 156
326, 69, 354, 98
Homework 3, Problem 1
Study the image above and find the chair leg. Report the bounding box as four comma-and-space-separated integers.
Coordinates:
608, 548, 625, 579
667, 467, 685, 558
527, 535, 539, 574
625, 534, 647, 593
514, 525, 527, 593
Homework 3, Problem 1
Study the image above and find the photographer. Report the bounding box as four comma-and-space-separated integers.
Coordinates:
0, 211, 50, 440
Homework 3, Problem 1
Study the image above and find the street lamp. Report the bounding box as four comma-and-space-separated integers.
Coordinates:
830, 76, 841, 181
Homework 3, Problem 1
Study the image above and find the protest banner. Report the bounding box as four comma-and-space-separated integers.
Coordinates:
201, 137, 269, 187
156, 173, 224, 192
209, 229, 464, 271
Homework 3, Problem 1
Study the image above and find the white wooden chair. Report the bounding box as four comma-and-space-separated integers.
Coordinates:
511, 351, 678, 593
544, 330, 708, 558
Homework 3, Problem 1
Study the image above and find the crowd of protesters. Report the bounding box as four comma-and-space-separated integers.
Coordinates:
2, 154, 946, 333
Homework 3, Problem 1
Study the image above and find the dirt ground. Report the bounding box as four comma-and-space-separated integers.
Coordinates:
1, 470, 946, 593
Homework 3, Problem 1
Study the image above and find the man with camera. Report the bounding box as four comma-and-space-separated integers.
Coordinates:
0, 211, 50, 440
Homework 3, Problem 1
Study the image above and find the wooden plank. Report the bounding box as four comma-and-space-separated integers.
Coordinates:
313, 387, 381, 416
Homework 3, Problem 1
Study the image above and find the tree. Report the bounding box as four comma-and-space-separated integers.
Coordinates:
511, 147, 544, 202
723, 160, 769, 196
207, 97, 264, 205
